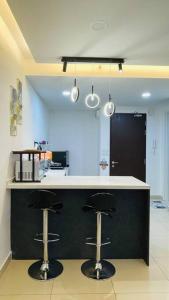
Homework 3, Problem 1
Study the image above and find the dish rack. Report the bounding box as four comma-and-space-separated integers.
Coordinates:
13, 150, 46, 182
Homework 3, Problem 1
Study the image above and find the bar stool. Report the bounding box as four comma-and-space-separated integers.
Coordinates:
81, 192, 116, 280
28, 190, 63, 280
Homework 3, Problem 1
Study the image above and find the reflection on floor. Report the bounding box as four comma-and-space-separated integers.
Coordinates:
1, 204, 169, 299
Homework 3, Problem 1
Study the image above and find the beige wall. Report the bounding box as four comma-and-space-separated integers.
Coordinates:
0, 16, 49, 269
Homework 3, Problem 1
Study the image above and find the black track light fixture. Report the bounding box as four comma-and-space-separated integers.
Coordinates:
61, 57, 125, 72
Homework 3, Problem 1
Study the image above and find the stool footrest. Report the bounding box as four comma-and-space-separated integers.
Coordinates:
85, 237, 111, 246
34, 233, 60, 243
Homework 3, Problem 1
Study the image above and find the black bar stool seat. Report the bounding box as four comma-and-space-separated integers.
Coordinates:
28, 190, 63, 280
81, 192, 116, 280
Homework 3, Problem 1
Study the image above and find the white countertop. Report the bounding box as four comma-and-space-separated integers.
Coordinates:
47, 169, 67, 177
7, 173, 150, 190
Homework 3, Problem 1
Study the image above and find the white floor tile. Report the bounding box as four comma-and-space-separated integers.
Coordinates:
151, 237, 169, 258
154, 257, 169, 279
1, 204, 169, 298
111, 259, 166, 281
116, 293, 169, 300
52, 260, 114, 294
0, 261, 53, 295
51, 294, 116, 300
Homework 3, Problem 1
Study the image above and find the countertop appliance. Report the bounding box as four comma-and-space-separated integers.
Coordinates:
51, 151, 69, 169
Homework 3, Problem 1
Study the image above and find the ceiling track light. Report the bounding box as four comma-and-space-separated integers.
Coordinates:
63, 61, 67, 72
61, 56, 125, 72
118, 63, 123, 72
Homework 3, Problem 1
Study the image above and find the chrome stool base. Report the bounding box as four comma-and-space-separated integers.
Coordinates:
81, 259, 115, 280
28, 259, 63, 280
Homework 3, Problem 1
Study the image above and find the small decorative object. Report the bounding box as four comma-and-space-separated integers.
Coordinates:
103, 94, 115, 117
99, 160, 108, 170
34, 140, 48, 151
16, 79, 22, 125
10, 86, 17, 136
85, 85, 100, 109
40, 140, 48, 151
9, 79, 23, 136
70, 78, 79, 103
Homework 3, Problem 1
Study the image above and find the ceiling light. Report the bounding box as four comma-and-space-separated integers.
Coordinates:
62, 90, 70, 96
63, 61, 67, 72
142, 92, 151, 98
85, 85, 100, 109
103, 94, 115, 117
118, 63, 123, 72
61, 57, 125, 72
91, 20, 107, 31
70, 79, 79, 103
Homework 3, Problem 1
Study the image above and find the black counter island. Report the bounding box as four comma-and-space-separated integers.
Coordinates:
7, 173, 150, 265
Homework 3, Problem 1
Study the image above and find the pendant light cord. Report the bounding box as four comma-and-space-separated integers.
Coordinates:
109, 64, 111, 99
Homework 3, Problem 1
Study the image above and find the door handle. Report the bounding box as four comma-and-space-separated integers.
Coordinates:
111, 161, 119, 168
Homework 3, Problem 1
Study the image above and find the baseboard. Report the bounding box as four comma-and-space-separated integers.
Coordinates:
0, 252, 12, 277
150, 195, 163, 201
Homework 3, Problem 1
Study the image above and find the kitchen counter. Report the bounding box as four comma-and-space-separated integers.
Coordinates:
7, 174, 150, 190
9, 174, 150, 265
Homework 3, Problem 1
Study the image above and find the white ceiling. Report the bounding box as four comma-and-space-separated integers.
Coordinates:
7, 0, 169, 65
27, 76, 169, 110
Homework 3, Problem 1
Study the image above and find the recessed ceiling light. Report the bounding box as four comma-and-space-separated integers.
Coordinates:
91, 20, 108, 31
62, 90, 70, 96
142, 92, 151, 98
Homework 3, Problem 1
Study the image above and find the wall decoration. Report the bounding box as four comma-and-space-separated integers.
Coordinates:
16, 79, 22, 125
99, 159, 108, 170
10, 85, 17, 136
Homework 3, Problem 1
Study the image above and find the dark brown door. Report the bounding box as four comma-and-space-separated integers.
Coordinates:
110, 113, 146, 181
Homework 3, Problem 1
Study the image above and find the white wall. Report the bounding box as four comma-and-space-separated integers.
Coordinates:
99, 113, 110, 176
0, 18, 49, 269
48, 110, 99, 175
146, 108, 161, 197
147, 100, 169, 200
23, 78, 49, 147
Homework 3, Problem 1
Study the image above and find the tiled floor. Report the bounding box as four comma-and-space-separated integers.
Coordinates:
1, 204, 169, 299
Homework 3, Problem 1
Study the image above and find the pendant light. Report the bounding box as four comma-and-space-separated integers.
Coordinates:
70, 78, 79, 103
85, 85, 100, 109
103, 94, 115, 117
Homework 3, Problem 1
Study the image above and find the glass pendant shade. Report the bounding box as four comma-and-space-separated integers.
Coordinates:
85, 85, 100, 108
70, 79, 79, 102
103, 94, 115, 117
